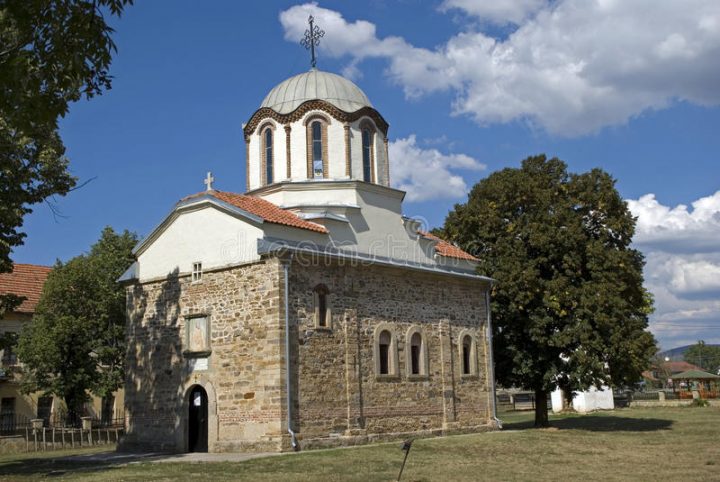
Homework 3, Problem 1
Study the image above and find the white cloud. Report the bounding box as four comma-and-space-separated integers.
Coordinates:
627, 191, 720, 253
628, 192, 720, 348
280, 2, 720, 136
388, 135, 485, 202
440, 0, 547, 25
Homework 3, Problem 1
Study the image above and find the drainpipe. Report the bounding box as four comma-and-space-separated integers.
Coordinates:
485, 288, 502, 428
282, 257, 298, 449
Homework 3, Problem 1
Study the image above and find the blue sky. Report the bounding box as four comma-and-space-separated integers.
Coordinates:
13, 1, 720, 349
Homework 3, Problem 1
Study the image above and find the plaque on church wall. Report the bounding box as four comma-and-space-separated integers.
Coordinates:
189, 357, 209, 372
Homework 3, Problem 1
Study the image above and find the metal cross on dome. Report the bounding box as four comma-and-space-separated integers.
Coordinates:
300, 15, 324, 68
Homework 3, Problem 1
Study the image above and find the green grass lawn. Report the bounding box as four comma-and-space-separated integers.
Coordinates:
1, 407, 719, 481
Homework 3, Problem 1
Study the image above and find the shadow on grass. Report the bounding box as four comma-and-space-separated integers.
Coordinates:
503, 415, 673, 432
0, 451, 178, 479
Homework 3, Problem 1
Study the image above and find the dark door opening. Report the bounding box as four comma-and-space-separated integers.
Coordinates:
188, 386, 208, 452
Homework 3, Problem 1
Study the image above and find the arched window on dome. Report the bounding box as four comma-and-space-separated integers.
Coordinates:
359, 120, 376, 183
305, 116, 329, 179
362, 129, 373, 182
263, 127, 273, 185
312, 121, 323, 178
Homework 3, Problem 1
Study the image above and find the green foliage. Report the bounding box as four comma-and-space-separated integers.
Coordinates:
691, 398, 710, 407
16, 227, 136, 419
0, 0, 133, 274
441, 155, 657, 425
684, 341, 720, 375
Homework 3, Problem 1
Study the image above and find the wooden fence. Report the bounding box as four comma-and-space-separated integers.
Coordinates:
23, 424, 123, 452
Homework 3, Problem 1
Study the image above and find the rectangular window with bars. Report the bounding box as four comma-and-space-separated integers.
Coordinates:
192, 262, 202, 282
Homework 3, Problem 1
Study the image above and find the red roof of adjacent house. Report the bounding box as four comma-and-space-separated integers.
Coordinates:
183, 190, 328, 234
0, 264, 51, 314
418, 231, 479, 262
663, 361, 703, 374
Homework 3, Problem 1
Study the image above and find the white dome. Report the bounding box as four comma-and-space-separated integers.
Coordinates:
261, 69, 372, 115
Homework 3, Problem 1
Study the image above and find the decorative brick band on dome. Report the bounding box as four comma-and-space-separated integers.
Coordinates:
244, 100, 389, 139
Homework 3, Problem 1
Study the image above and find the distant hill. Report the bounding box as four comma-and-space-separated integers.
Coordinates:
660, 344, 720, 361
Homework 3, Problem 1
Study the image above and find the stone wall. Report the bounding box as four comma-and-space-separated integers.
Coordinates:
122, 254, 495, 453
122, 259, 285, 453
287, 257, 494, 448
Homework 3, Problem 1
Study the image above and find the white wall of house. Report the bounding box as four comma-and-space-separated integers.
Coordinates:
552, 386, 615, 413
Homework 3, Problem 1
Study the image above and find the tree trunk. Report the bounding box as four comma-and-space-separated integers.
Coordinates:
64, 395, 83, 428
534, 389, 549, 427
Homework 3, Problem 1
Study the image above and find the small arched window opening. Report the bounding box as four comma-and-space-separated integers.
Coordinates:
458, 332, 478, 377
264, 128, 273, 184
379, 330, 391, 375
374, 324, 398, 378
405, 327, 429, 379
462, 335, 472, 375
362, 128, 373, 182
410, 332, 422, 375
312, 121, 323, 179
313, 284, 330, 329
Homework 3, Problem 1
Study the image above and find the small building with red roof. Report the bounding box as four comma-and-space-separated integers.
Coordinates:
1, 264, 124, 430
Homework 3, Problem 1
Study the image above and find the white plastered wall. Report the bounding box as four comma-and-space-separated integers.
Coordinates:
246, 111, 389, 189
137, 206, 264, 281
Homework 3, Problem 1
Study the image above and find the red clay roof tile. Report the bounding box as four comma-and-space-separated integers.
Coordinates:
183, 191, 328, 234
0, 264, 51, 314
418, 231, 479, 262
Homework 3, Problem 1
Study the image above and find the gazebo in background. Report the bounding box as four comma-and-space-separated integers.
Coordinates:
670, 370, 720, 399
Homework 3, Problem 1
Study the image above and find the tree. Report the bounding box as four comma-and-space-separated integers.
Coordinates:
0, 0, 133, 276
17, 227, 136, 424
441, 155, 657, 426
684, 341, 720, 375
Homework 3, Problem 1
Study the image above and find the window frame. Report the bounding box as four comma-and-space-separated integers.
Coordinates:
313, 284, 331, 330
359, 119, 377, 183
304, 114, 330, 179
263, 126, 274, 185
191, 262, 203, 283
373, 324, 399, 380
457, 329, 479, 378
405, 327, 429, 380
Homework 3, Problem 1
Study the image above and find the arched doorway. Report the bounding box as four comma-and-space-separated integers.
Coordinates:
188, 385, 208, 452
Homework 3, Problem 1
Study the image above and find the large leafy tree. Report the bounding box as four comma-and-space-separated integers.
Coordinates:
684, 341, 720, 375
441, 155, 657, 426
0, 0, 133, 277
17, 227, 136, 423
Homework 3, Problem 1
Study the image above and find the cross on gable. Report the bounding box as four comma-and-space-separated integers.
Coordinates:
204, 171, 215, 191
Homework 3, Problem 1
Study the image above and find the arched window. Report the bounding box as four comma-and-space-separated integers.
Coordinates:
379, 330, 391, 374
305, 116, 329, 179
313, 284, 330, 329
312, 121, 323, 178
405, 327, 429, 379
374, 324, 398, 378
458, 331, 478, 376
462, 335, 472, 375
410, 332, 422, 374
362, 128, 372, 182
264, 128, 273, 184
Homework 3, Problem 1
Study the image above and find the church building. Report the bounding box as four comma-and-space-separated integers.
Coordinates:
120, 65, 498, 452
